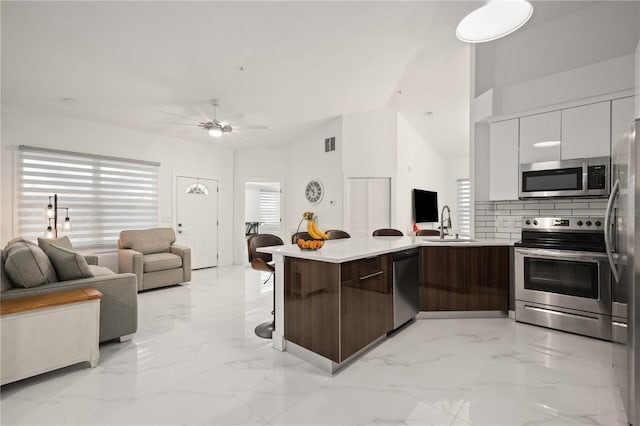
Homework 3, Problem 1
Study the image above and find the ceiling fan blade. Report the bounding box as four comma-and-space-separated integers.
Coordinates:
227, 112, 246, 122
193, 106, 212, 123
236, 124, 269, 130
159, 110, 200, 123
157, 121, 200, 126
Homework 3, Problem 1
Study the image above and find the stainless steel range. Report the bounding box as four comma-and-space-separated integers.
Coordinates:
514, 216, 612, 341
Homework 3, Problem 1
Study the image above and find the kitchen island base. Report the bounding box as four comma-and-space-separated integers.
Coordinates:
286, 335, 387, 374
260, 237, 514, 374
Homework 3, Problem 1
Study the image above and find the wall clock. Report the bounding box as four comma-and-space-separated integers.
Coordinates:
305, 179, 324, 205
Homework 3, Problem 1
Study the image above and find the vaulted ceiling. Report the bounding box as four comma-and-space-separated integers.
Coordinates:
1, 1, 606, 159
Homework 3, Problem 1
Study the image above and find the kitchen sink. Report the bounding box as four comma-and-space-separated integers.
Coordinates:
422, 237, 476, 243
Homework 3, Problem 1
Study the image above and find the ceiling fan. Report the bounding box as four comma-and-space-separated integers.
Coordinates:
159, 100, 267, 138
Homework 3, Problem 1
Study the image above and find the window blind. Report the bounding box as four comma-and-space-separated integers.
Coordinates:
18, 146, 159, 248
258, 190, 280, 235
457, 178, 471, 237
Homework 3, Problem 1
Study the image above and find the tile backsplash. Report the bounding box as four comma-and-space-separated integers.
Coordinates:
475, 198, 608, 240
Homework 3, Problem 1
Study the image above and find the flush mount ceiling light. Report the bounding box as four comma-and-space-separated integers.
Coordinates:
456, 0, 533, 43
533, 140, 561, 148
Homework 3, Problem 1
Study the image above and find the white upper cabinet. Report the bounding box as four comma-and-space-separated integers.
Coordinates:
489, 119, 519, 201
611, 96, 636, 154
519, 111, 561, 164
561, 101, 611, 160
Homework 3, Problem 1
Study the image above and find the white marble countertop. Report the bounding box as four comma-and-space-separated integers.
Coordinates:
259, 236, 518, 263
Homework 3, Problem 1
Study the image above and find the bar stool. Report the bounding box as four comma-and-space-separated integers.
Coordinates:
247, 234, 284, 339
372, 228, 403, 236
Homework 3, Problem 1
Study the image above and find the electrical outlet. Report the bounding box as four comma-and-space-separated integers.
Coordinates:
497, 216, 513, 229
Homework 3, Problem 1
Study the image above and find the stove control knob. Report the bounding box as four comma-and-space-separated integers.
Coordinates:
533, 220, 538, 226
525, 220, 531, 225
577, 220, 583, 226
595, 220, 602, 227
586, 220, 592, 226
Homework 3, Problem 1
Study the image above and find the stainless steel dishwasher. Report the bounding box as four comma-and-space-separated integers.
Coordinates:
392, 248, 419, 329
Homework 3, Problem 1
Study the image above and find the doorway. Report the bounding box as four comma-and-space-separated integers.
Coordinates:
176, 176, 218, 269
244, 182, 282, 243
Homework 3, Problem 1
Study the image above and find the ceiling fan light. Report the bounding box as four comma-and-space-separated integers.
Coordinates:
208, 126, 223, 138
456, 0, 533, 43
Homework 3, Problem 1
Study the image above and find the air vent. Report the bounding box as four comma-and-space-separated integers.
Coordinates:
324, 137, 336, 152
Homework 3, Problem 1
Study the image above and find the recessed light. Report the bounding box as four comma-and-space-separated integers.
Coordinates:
456, 0, 533, 43
424, 111, 434, 117
61, 97, 77, 105
533, 140, 561, 148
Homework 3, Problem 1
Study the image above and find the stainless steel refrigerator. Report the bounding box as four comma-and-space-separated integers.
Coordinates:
607, 118, 640, 425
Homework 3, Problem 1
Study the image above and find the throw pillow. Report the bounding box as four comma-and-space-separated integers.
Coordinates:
2, 237, 37, 262
3, 241, 58, 288
46, 244, 94, 281
38, 236, 73, 252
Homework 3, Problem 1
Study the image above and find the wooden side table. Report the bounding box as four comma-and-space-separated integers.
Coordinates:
1, 288, 103, 385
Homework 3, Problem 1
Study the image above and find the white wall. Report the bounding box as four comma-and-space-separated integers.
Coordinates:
443, 156, 469, 233
244, 188, 260, 222
1, 106, 235, 265
499, 54, 635, 115
233, 117, 343, 263
395, 115, 469, 234
286, 118, 344, 234
473, 2, 638, 116
474, 2, 639, 97
396, 114, 445, 233
342, 109, 397, 178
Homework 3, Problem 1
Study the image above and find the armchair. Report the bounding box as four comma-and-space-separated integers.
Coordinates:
118, 228, 191, 292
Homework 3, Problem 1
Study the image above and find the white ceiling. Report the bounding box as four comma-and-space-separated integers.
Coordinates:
1, 1, 605, 159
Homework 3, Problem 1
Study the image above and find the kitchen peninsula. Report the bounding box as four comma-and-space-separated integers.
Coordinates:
260, 236, 514, 373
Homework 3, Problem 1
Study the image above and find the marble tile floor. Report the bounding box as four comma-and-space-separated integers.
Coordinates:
0, 265, 628, 426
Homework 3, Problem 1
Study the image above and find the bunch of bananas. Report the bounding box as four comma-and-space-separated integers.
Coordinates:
302, 211, 328, 240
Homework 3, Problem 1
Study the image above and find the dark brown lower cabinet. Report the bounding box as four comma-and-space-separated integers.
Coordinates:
466, 247, 509, 311
419, 246, 509, 311
284, 258, 340, 361
341, 255, 393, 360
284, 255, 392, 363
419, 247, 467, 311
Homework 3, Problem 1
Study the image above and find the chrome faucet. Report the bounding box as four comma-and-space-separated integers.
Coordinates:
440, 205, 452, 239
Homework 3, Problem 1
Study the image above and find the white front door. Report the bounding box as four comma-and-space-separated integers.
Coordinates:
176, 176, 218, 269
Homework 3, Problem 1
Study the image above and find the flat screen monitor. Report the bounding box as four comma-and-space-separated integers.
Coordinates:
413, 189, 438, 223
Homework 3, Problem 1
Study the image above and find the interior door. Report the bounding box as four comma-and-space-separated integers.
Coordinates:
176, 176, 218, 269
345, 178, 391, 237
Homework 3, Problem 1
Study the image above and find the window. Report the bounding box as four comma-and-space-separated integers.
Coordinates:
258, 190, 280, 235
457, 178, 471, 237
18, 145, 159, 248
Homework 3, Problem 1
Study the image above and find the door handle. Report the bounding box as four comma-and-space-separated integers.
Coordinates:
360, 271, 384, 281
604, 179, 619, 282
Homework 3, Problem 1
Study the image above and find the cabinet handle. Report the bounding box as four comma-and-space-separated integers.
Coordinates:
360, 271, 383, 281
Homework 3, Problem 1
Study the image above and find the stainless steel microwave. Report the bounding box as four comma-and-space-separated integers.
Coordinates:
519, 156, 610, 199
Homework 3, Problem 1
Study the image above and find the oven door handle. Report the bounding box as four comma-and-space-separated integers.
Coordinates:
514, 247, 608, 262
604, 178, 620, 283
